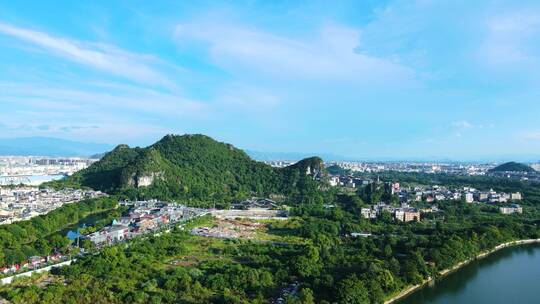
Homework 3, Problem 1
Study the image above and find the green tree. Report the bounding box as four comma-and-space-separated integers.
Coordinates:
298, 287, 315, 304
337, 275, 370, 304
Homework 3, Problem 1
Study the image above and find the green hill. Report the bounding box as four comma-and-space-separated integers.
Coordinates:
326, 164, 351, 175
489, 162, 535, 173
47, 134, 326, 206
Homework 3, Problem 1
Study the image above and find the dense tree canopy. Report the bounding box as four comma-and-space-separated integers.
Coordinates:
1, 184, 538, 303
0, 197, 120, 266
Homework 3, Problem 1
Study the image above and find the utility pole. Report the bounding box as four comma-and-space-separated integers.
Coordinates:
76, 227, 80, 248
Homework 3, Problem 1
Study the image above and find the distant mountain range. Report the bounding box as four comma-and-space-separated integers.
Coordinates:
246, 150, 351, 161
0, 137, 114, 157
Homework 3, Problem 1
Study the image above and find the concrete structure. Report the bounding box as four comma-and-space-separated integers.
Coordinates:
351, 232, 372, 237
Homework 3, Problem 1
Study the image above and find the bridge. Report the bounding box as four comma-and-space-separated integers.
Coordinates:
0, 175, 32, 186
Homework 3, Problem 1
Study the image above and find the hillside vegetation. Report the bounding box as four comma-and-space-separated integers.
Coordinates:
489, 162, 535, 173
46, 134, 326, 206
1, 189, 538, 304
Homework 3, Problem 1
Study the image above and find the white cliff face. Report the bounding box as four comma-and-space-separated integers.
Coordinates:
305, 164, 324, 180
126, 172, 163, 188
137, 175, 154, 187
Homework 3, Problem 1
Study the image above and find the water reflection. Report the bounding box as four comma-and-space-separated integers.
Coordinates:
398, 244, 540, 304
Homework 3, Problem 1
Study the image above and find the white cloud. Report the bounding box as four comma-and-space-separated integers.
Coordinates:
174, 22, 417, 86
480, 11, 540, 66
217, 84, 280, 110
452, 120, 474, 129
0, 82, 207, 117
0, 120, 169, 144
0, 21, 173, 87
520, 131, 540, 140
0, 80, 210, 143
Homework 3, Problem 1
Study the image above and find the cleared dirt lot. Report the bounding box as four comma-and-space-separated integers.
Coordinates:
190, 218, 264, 239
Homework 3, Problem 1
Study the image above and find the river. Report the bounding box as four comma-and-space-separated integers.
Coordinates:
27, 174, 65, 185
397, 244, 540, 304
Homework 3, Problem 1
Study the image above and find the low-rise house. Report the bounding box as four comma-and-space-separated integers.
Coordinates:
463, 193, 474, 203
476, 192, 489, 202
360, 208, 376, 219
86, 231, 108, 245
510, 192, 522, 200
107, 225, 129, 242
434, 194, 445, 201
29, 256, 46, 268
394, 209, 405, 221
47, 253, 63, 262
500, 204, 523, 215
86, 225, 129, 245
329, 176, 340, 187
403, 209, 420, 222
395, 208, 420, 222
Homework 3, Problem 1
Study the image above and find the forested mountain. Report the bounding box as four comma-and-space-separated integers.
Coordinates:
489, 162, 535, 173
48, 134, 326, 205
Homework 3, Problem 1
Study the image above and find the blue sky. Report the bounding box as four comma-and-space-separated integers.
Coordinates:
1, 0, 540, 160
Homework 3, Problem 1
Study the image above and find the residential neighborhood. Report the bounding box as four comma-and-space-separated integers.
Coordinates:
0, 187, 105, 225
332, 177, 525, 221
85, 200, 208, 246
0, 253, 69, 277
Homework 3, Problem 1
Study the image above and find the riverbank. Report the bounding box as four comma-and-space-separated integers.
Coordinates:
384, 238, 540, 304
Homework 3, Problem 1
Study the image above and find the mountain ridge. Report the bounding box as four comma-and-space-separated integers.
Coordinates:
48, 134, 326, 207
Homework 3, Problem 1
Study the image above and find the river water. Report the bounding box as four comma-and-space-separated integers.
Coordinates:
397, 244, 540, 304
27, 174, 65, 185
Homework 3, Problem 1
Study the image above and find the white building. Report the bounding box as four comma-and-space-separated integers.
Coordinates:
500, 204, 523, 215
329, 176, 340, 187
360, 208, 376, 219
510, 192, 522, 200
